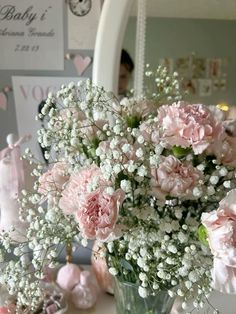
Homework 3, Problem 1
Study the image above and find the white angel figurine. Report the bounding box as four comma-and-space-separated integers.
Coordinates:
0, 134, 34, 242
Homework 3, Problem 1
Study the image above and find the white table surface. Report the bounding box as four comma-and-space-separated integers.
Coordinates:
67, 290, 236, 314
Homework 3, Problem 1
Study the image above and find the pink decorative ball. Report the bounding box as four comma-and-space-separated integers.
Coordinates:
56, 263, 81, 291
71, 271, 97, 310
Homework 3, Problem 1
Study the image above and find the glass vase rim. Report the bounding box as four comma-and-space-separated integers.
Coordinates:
114, 277, 172, 292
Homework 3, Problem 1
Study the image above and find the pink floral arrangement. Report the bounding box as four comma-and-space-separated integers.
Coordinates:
1, 76, 236, 313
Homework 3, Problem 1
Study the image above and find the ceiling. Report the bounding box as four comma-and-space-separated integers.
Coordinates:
130, 0, 236, 20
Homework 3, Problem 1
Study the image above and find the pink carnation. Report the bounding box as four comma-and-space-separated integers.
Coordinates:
59, 165, 103, 214
78, 119, 105, 139
151, 156, 202, 199
211, 258, 236, 295
60, 107, 86, 123
139, 119, 160, 144
75, 188, 124, 241
119, 98, 157, 119
38, 162, 69, 196
134, 99, 157, 118
158, 102, 223, 154
207, 134, 236, 167
201, 189, 236, 293
59, 165, 125, 241
207, 120, 236, 166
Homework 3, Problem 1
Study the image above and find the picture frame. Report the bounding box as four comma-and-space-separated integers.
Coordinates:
198, 79, 212, 97
206, 58, 222, 78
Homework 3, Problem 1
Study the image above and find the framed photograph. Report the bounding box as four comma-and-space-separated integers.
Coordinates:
213, 78, 226, 91
220, 78, 227, 91
182, 79, 198, 95
192, 58, 206, 78
175, 57, 190, 77
198, 79, 212, 97
206, 58, 222, 78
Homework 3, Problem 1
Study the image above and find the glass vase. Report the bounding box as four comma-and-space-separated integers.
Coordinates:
113, 278, 175, 314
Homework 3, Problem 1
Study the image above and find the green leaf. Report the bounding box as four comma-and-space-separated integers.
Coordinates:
126, 115, 141, 128
88, 147, 96, 158
92, 137, 100, 149
120, 258, 134, 271
198, 225, 208, 246
172, 146, 191, 158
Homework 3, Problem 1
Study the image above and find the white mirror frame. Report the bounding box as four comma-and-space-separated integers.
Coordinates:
92, 0, 134, 95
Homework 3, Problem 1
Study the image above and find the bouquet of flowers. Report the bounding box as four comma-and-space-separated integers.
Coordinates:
1, 67, 236, 313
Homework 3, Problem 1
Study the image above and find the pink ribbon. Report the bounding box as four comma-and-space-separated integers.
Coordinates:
0, 135, 31, 199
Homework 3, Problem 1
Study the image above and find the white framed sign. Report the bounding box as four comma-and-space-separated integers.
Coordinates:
12, 76, 84, 161
0, 0, 64, 70
68, 0, 102, 50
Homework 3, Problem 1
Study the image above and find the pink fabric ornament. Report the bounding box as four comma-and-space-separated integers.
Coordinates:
56, 263, 81, 291
71, 271, 97, 309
